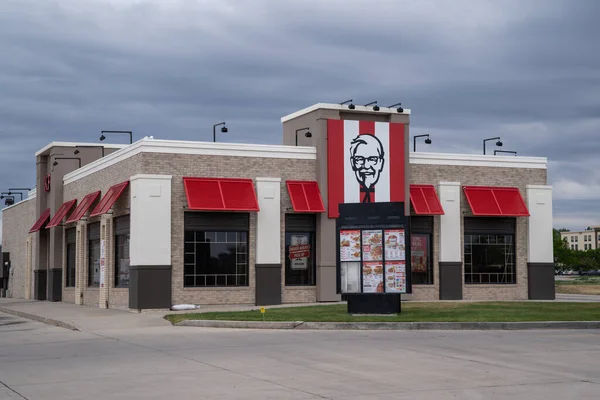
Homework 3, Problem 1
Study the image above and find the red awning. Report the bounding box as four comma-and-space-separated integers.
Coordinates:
90, 181, 130, 217
463, 186, 530, 216
410, 185, 444, 215
286, 181, 326, 213
183, 177, 260, 211
29, 208, 51, 233
46, 199, 77, 228
65, 191, 101, 223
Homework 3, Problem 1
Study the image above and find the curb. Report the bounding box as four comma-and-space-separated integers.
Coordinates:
0, 307, 79, 331
175, 320, 600, 331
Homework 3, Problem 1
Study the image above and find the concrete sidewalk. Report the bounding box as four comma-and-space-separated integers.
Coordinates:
0, 298, 172, 332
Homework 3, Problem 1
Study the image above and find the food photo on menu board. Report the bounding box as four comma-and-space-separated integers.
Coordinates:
384, 261, 407, 293
339, 230, 361, 262
362, 230, 383, 261
384, 229, 406, 261
362, 262, 384, 293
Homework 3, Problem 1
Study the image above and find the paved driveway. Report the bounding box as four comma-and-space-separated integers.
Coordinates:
0, 311, 599, 399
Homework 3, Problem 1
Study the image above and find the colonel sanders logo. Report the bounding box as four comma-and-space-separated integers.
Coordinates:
350, 134, 385, 203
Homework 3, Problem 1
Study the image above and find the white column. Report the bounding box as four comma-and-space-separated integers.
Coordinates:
255, 178, 281, 264
130, 175, 172, 266
526, 185, 553, 263
438, 182, 462, 262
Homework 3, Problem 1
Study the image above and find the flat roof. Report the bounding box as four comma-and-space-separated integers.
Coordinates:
35, 142, 128, 157
280, 103, 412, 123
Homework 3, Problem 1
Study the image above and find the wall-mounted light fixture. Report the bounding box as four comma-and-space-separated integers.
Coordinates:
483, 137, 503, 155
213, 122, 228, 142
364, 101, 380, 111
52, 157, 82, 171
340, 99, 355, 110
387, 103, 404, 113
494, 150, 517, 156
100, 130, 133, 144
413, 134, 432, 152
295, 127, 312, 146
74, 145, 105, 157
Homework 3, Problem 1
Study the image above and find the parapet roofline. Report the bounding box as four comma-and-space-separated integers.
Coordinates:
35, 142, 128, 157
280, 103, 412, 123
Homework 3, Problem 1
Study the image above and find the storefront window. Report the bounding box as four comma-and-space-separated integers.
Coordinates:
88, 222, 100, 287
464, 217, 516, 284
65, 228, 76, 287
184, 231, 248, 287
410, 217, 433, 285
114, 216, 130, 288
285, 214, 317, 286
285, 232, 316, 285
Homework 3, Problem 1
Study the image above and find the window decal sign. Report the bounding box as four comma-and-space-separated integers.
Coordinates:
327, 119, 407, 218
100, 239, 106, 287
289, 234, 310, 270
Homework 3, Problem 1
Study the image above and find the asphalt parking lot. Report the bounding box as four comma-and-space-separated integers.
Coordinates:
0, 311, 599, 399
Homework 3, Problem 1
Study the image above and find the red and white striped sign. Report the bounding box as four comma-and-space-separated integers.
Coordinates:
327, 119, 406, 218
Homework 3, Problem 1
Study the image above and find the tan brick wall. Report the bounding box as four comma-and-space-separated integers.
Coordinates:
63, 156, 138, 308
1, 199, 36, 299
141, 153, 317, 306
410, 164, 546, 301
63, 288, 75, 303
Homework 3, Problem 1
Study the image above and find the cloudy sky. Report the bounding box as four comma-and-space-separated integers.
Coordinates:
1, 0, 599, 240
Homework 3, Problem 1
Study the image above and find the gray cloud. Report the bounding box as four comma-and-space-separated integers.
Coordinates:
1, 0, 599, 237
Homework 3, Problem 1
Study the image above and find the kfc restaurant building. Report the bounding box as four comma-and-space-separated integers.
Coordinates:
1, 102, 555, 310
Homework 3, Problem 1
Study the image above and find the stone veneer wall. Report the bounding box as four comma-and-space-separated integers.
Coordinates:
1, 198, 36, 299
409, 164, 547, 301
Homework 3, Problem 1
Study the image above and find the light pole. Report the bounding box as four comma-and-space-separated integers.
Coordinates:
483, 137, 502, 155
295, 128, 312, 146
100, 130, 133, 144
213, 122, 228, 142
494, 150, 517, 156
413, 134, 432, 152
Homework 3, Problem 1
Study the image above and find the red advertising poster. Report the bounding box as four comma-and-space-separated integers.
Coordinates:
362, 230, 383, 261
340, 230, 361, 262
326, 119, 407, 218
411, 234, 428, 273
362, 262, 384, 293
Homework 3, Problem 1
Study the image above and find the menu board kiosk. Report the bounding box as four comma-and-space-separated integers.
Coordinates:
336, 202, 411, 314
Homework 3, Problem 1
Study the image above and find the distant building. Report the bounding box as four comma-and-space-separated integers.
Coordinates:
560, 227, 600, 251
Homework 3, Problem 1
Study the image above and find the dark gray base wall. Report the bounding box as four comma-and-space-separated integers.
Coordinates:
34, 270, 47, 301
528, 263, 555, 300
255, 264, 281, 306
129, 265, 172, 310
439, 262, 463, 300
47, 269, 62, 302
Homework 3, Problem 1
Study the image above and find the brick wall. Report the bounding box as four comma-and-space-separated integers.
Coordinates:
409, 164, 546, 301
1, 199, 36, 299
141, 152, 317, 306
62, 154, 142, 308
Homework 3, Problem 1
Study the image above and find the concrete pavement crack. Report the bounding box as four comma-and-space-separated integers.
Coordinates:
0, 380, 29, 399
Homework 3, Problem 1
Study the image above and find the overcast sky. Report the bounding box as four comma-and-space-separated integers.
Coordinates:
1, 0, 599, 240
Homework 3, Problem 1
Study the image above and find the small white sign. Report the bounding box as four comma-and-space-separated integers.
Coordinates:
100, 239, 106, 287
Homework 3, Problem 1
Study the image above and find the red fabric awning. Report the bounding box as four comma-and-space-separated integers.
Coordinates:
29, 208, 51, 233
46, 199, 77, 228
183, 177, 260, 211
286, 181, 326, 213
410, 185, 444, 215
90, 181, 129, 217
463, 186, 530, 216
65, 191, 101, 223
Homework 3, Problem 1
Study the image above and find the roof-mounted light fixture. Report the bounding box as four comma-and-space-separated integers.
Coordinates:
100, 130, 133, 144
213, 122, 228, 142
483, 137, 503, 155
364, 101, 379, 111
295, 127, 312, 146
387, 102, 404, 113
340, 99, 355, 110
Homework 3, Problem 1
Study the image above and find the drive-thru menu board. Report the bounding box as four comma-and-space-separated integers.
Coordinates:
339, 228, 407, 294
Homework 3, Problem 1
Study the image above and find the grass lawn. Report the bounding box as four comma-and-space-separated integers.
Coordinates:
165, 301, 600, 325
556, 277, 600, 295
